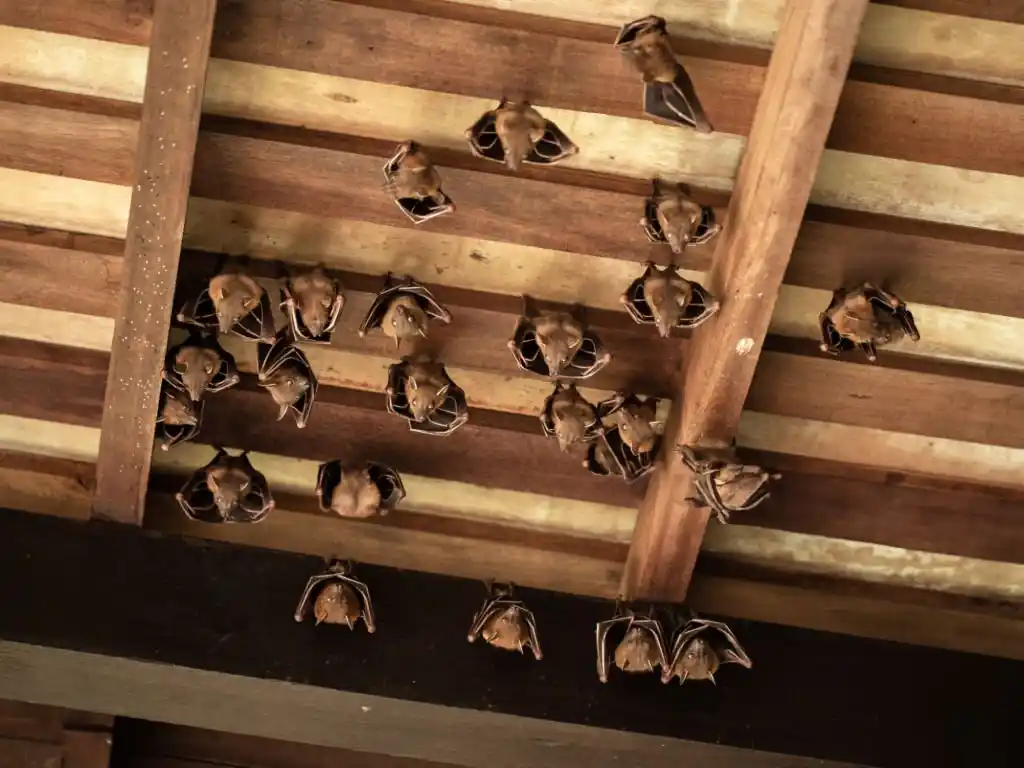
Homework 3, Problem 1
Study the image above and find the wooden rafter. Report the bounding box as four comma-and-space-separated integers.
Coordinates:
622, 0, 872, 602
91, 0, 218, 525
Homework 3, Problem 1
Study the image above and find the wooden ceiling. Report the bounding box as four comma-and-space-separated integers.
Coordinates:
0, 0, 1023, 660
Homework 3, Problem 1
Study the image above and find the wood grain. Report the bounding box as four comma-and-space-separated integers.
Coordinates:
92, 0, 218, 525
624, 0, 871, 602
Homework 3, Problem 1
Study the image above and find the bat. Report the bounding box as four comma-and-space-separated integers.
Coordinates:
155, 382, 204, 451
279, 264, 345, 344
621, 262, 720, 336
595, 603, 668, 683
614, 16, 713, 133
175, 447, 275, 524
662, 617, 752, 685
679, 443, 780, 524
163, 332, 240, 402
582, 433, 627, 479
508, 295, 610, 380
382, 140, 456, 223
385, 357, 469, 437
640, 179, 721, 253
467, 582, 542, 660
466, 98, 579, 170
598, 392, 661, 455
176, 260, 276, 342
358, 274, 452, 349
819, 283, 920, 362
256, 328, 318, 429
294, 560, 376, 633
539, 382, 601, 452
315, 459, 406, 518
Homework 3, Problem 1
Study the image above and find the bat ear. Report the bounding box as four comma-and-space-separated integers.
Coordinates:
208, 274, 227, 301
436, 384, 450, 399
407, 376, 418, 391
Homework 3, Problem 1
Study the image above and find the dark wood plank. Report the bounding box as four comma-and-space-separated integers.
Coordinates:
877, 0, 1024, 23
0, 338, 107, 427
0, 0, 153, 45
0, 738, 63, 768
624, 0, 871, 602
0, 510, 1021, 768
92, 0, 219, 525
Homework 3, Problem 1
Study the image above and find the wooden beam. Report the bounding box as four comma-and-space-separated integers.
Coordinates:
623, 0, 871, 602
0, 509, 1020, 768
91, 0, 218, 525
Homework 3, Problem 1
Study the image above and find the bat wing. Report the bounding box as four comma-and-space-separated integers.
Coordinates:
595, 615, 631, 683
402, 282, 452, 323
345, 575, 377, 633
234, 463, 274, 524
175, 289, 220, 332
467, 599, 502, 642
690, 206, 721, 246
256, 329, 293, 379
208, 345, 241, 393
606, 428, 659, 483
868, 290, 921, 342
641, 196, 665, 243
175, 468, 222, 523
622, 271, 656, 325
230, 290, 275, 342
366, 461, 406, 508
156, 388, 204, 451
315, 459, 342, 513
818, 311, 855, 355
412, 380, 469, 437
509, 318, 549, 377
539, 386, 559, 437
465, 110, 505, 163
290, 346, 318, 429
690, 618, 753, 669
583, 433, 626, 478
293, 572, 334, 622
632, 617, 669, 669
679, 280, 721, 329
643, 67, 713, 133
596, 391, 629, 421
384, 362, 413, 421
526, 120, 579, 165
613, 15, 664, 46
395, 193, 455, 224
563, 332, 611, 380
522, 607, 543, 660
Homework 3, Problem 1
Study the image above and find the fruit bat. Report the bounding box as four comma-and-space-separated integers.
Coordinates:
176, 261, 276, 342
175, 447, 274, 524
382, 140, 456, 223
385, 357, 468, 437
508, 295, 610, 380
294, 560, 376, 633
155, 381, 204, 450
641, 179, 721, 253
583, 393, 662, 482
467, 582, 542, 660
539, 382, 601, 452
358, 273, 452, 349
466, 98, 579, 170
621, 262, 720, 336
256, 328, 318, 428
662, 617, 752, 685
279, 264, 345, 344
595, 603, 668, 683
819, 283, 920, 362
315, 459, 406, 518
162, 332, 240, 402
679, 443, 781, 523
614, 16, 713, 133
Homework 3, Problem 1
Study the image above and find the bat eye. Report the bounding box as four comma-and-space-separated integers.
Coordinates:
204, 363, 214, 374
322, 297, 333, 307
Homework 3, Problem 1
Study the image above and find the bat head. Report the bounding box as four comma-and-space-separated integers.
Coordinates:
643, 271, 692, 338
160, 389, 198, 426
313, 581, 361, 628
656, 195, 704, 254
290, 269, 338, 338
714, 464, 777, 510
663, 636, 719, 684
262, 363, 311, 407
534, 318, 583, 376
205, 464, 252, 517
390, 301, 428, 341
209, 273, 263, 334
612, 404, 658, 454
495, 102, 545, 171
614, 625, 662, 675
404, 373, 450, 422
174, 345, 221, 401
331, 467, 381, 518
481, 605, 532, 653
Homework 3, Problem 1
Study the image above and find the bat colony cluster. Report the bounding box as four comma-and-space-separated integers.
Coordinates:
294, 565, 749, 687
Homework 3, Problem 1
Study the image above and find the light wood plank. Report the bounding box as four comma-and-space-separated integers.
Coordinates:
623, 0, 871, 602
92, 0, 219, 525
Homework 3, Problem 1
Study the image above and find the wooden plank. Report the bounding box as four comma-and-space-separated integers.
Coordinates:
0, 0, 152, 45
623, 0, 870, 602
0, 510, 1021, 768
63, 730, 113, 768
4, 27, 1024, 236
92, 0, 218, 525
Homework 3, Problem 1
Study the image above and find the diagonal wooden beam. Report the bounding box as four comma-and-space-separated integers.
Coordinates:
621, 0, 871, 602
92, 0, 219, 524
